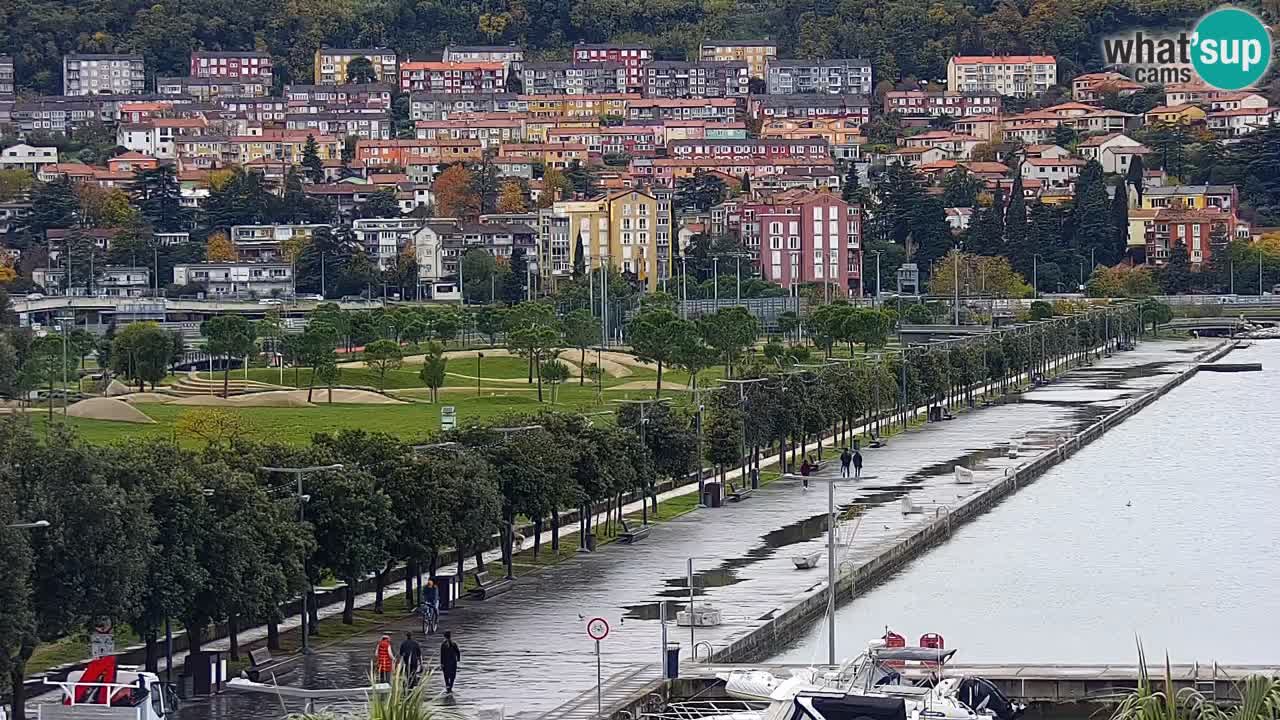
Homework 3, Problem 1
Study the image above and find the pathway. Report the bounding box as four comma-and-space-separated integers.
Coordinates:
159, 340, 1214, 720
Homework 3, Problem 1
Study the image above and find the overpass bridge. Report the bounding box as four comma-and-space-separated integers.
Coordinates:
11, 295, 403, 329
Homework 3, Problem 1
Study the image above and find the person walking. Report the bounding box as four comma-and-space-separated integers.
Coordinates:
398, 631, 422, 684
839, 448, 852, 478
852, 449, 863, 479
440, 631, 462, 693
375, 634, 394, 684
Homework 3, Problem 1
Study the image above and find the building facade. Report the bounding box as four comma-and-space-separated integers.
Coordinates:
883, 90, 1002, 121
399, 62, 505, 93
173, 262, 295, 296
765, 59, 872, 95
63, 54, 146, 96
748, 191, 861, 292
642, 61, 749, 98
0, 55, 14, 97
573, 44, 652, 93
313, 48, 398, 85
699, 40, 778, 79
190, 51, 273, 80
353, 217, 427, 270
946, 55, 1057, 98
521, 62, 627, 95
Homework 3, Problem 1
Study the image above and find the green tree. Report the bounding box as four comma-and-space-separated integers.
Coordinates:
418, 341, 447, 402
539, 357, 570, 402
1072, 160, 1116, 265
1159, 241, 1194, 294
474, 305, 507, 345
561, 308, 597, 385
572, 233, 586, 278
364, 339, 403, 392
297, 321, 338, 402
200, 315, 257, 397
699, 306, 758, 378
940, 167, 982, 208
346, 56, 378, 84
110, 322, 175, 391
25, 177, 79, 238
130, 166, 187, 232
357, 188, 400, 219
627, 307, 686, 397
502, 247, 529, 304
302, 134, 325, 184
307, 466, 392, 624
675, 171, 728, 212
842, 164, 865, 204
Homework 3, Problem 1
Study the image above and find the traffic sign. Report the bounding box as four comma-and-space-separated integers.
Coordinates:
586, 617, 610, 641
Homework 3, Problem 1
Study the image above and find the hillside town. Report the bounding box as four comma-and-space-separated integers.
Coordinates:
0, 45, 1275, 302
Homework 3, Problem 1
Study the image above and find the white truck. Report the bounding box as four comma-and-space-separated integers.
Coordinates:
38, 668, 179, 720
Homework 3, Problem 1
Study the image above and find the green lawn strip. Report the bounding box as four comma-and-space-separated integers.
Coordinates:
28, 626, 143, 675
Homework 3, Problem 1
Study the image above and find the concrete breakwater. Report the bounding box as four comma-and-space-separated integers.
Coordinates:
709, 340, 1235, 664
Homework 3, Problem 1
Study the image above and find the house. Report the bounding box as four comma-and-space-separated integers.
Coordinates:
958, 161, 1010, 180
63, 54, 145, 95
191, 51, 272, 81
1077, 133, 1147, 174
1020, 157, 1085, 192
1207, 107, 1280, 138
1207, 91, 1269, 112
945, 207, 973, 230
947, 55, 1057, 98
1022, 144, 1071, 159
37, 163, 97, 183
107, 151, 159, 173
174, 262, 294, 297
641, 61, 749, 99
699, 40, 778, 78
1142, 185, 1237, 212
765, 59, 873, 96
0, 144, 58, 173
1145, 104, 1207, 126
314, 47, 398, 85
117, 118, 209, 159
1071, 71, 1142, 104
231, 224, 330, 261
887, 146, 947, 168
746, 190, 862, 293
573, 44, 652, 93
902, 131, 982, 160
353, 217, 427, 270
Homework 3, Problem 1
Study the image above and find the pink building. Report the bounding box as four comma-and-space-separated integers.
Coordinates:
667, 138, 830, 163
573, 44, 652, 93
190, 51, 273, 80
748, 191, 862, 293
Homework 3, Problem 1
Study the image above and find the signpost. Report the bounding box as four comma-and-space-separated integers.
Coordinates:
441, 405, 457, 431
586, 617, 610, 717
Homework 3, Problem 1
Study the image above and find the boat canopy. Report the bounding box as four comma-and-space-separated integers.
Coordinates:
871, 647, 958, 663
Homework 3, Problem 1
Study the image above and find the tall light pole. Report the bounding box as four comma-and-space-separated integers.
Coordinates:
6, 520, 50, 529
783, 472, 839, 666
1033, 254, 1042, 299
258, 463, 344, 655
712, 257, 719, 310
680, 255, 688, 319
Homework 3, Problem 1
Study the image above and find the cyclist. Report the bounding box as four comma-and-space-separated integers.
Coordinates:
419, 580, 440, 634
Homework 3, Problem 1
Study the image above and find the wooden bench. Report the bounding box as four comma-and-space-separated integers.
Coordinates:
470, 570, 514, 600
619, 519, 651, 543
245, 647, 287, 682
727, 481, 754, 502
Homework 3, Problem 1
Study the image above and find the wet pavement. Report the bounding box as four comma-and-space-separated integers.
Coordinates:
169, 340, 1215, 720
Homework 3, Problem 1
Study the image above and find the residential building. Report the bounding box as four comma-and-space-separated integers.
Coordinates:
414, 116, 524, 147
190, 51, 273, 81
627, 98, 739, 122
409, 92, 525, 120
354, 217, 426, 270
521, 94, 630, 118
231, 224, 330, 262
497, 142, 589, 169
630, 156, 836, 186
1136, 207, 1237, 266
547, 189, 671, 289
0, 144, 58, 173
399, 61, 505, 93
699, 40, 777, 79
1071, 71, 1142, 104
174, 262, 294, 296
521, 62, 627, 95
443, 45, 524, 73
750, 95, 872, 124
314, 47, 398, 85
62, 54, 145, 96
760, 118, 864, 162
1141, 185, 1237, 212
1078, 133, 1149, 174
883, 90, 1001, 121
285, 111, 392, 140
1207, 107, 1280, 138
1145, 104, 1207, 125
413, 220, 539, 288
1020, 157, 1085, 192
667, 138, 830, 163
946, 55, 1057, 98
747, 190, 861, 292
157, 76, 268, 99
11, 100, 100, 135
642, 61, 749, 98
228, 130, 341, 166
546, 125, 659, 157
887, 146, 947, 168
285, 83, 394, 109
573, 44, 652, 93
116, 118, 209, 160
0, 55, 14, 97
107, 151, 159, 173
902, 131, 982, 160
765, 59, 872, 96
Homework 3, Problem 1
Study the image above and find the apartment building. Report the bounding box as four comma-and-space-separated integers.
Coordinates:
521, 62, 627, 95
353, 217, 427, 270
765, 59, 872, 96
174, 262, 294, 296
409, 92, 525, 120
642, 61, 749, 99
0, 144, 58, 173
399, 61, 505, 93
667, 138, 830, 163
157, 76, 269, 99
190, 51, 273, 81
751, 94, 872, 124
883, 90, 1001, 121
314, 48, 398, 85
284, 111, 392, 140
63, 54, 146, 96
284, 83, 394, 109
357, 138, 484, 170
413, 220, 539, 286
699, 40, 777, 79
11, 100, 100, 135
444, 45, 524, 71
573, 44, 652, 93
946, 55, 1057, 98
547, 189, 671, 290
230, 224, 330, 262
748, 191, 861, 292
0, 55, 14, 97
626, 98, 740, 122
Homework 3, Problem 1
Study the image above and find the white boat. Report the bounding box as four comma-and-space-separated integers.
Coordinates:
711, 643, 1021, 720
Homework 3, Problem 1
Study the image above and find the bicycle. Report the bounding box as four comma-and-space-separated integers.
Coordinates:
419, 604, 439, 635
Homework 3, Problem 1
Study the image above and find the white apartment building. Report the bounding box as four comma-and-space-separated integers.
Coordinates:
0, 144, 58, 173
173, 262, 294, 296
353, 217, 426, 270
947, 55, 1057, 98
230, 224, 330, 261
63, 54, 146, 96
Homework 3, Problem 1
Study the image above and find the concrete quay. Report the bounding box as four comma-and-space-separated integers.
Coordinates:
158, 339, 1230, 720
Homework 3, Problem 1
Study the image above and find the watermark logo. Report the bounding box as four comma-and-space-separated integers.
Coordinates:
1102, 6, 1272, 91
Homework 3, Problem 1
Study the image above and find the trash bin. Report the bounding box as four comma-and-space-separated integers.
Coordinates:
585, 532, 597, 552
432, 574, 456, 611
928, 406, 943, 422
665, 643, 681, 679
704, 482, 722, 508
750, 468, 760, 490
184, 650, 225, 696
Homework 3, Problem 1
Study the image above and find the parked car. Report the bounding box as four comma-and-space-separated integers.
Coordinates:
258, 298, 284, 305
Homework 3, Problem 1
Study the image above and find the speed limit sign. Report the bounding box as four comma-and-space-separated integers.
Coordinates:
586, 617, 610, 641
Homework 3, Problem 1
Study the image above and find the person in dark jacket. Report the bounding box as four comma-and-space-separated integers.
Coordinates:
399, 632, 422, 679
839, 448, 852, 478
852, 449, 863, 479
440, 631, 462, 692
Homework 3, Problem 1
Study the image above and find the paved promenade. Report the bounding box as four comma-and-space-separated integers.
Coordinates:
165, 340, 1214, 720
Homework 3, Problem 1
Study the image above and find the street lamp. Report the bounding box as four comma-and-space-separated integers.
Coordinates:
6, 520, 50, 529
258, 463, 345, 654
867, 250, 883, 307
783, 472, 839, 666
1032, 254, 1043, 299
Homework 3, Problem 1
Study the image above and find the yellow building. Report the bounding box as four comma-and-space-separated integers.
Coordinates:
699, 40, 777, 79
314, 47, 398, 85
523, 117, 600, 143
552, 189, 671, 290
1140, 184, 1237, 211
520, 94, 633, 118
231, 132, 341, 165
1144, 104, 1207, 125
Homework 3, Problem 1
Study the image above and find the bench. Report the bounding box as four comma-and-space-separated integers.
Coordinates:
245, 647, 287, 682
619, 519, 651, 543
470, 570, 514, 600
727, 481, 754, 502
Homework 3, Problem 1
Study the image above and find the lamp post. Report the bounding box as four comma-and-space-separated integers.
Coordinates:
783, 472, 839, 666
1032, 254, 1042, 299
6, 520, 50, 529
868, 250, 883, 307
258, 463, 345, 654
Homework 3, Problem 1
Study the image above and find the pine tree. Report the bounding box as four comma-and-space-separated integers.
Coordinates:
302, 134, 324, 184
1110, 180, 1130, 264
572, 233, 586, 278
503, 248, 529, 304
740, 173, 751, 195
966, 202, 1004, 257
130, 166, 187, 232
842, 164, 863, 204
1071, 160, 1116, 264
26, 176, 79, 239
1159, 241, 1194, 294
1004, 173, 1028, 249
1125, 154, 1145, 204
